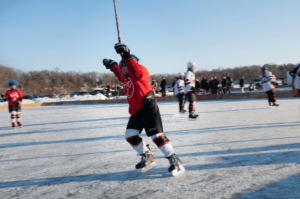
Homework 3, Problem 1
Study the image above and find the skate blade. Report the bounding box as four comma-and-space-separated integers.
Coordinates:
137, 162, 157, 173
171, 165, 185, 177
189, 118, 198, 121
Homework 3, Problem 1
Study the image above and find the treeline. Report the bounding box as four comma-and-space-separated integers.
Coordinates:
0, 63, 295, 95
151, 63, 295, 85
0, 65, 119, 95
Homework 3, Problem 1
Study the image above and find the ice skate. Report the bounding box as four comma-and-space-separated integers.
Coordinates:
17, 122, 22, 128
167, 154, 185, 177
189, 113, 198, 120
136, 150, 156, 173
12, 123, 16, 129
272, 103, 279, 107
180, 109, 187, 114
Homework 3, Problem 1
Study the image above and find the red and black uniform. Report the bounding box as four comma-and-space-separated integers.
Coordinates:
110, 58, 175, 157
5, 89, 23, 112
5, 89, 23, 127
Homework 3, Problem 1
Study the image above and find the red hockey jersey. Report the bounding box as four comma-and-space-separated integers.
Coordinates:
5, 90, 23, 106
111, 58, 150, 116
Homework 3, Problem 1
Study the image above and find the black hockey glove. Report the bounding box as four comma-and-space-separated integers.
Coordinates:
114, 43, 132, 59
103, 59, 118, 69
15, 101, 20, 107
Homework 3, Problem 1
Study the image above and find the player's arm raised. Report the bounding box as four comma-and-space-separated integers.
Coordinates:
114, 43, 143, 79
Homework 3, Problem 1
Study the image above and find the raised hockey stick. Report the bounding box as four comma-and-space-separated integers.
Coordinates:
113, 0, 121, 44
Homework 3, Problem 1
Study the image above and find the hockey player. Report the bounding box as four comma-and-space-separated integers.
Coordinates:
5, 80, 23, 128
103, 43, 184, 176
289, 62, 300, 96
259, 66, 279, 107
174, 72, 186, 113
185, 62, 199, 119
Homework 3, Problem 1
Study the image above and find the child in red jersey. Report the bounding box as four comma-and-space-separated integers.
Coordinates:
5, 80, 23, 128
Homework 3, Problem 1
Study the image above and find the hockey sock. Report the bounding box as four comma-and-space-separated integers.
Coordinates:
125, 129, 148, 155
16, 112, 21, 125
151, 133, 175, 157
11, 111, 16, 125
179, 101, 183, 111
189, 102, 194, 113
270, 95, 276, 103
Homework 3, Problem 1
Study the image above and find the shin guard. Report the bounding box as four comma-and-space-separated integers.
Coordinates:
125, 129, 148, 155
152, 133, 175, 157
11, 111, 16, 124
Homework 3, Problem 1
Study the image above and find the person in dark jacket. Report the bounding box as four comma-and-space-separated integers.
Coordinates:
160, 77, 167, 97
106, 83, 110, 98
172, 77, 177, 88
240, 76, 244, 93
221, 76, 227, 94
208, 77, 214, 94
226, 74, 233, 94
195, 79, 201, 91
211, 76, 219, 94
200, 77, 209, 93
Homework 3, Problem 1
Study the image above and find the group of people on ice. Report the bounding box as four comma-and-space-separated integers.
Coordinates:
4, 42, 300, 177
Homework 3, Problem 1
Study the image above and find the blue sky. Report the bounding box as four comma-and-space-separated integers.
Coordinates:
0, 0, 299, 75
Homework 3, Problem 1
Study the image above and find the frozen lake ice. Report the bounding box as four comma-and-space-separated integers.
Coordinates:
0, 98, 300, 198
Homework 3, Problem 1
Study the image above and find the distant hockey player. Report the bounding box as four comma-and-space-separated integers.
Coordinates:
289, 62, 300, 96
185, 62, 199, 119
259, 66, 279, 107
174, 72, 186, 113
102, 43, 184, 176
5, 80, 23, 128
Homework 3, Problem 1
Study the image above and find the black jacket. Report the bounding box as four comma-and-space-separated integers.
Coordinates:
222, 79, 227, 87
201, 79, 209, 89
160, 79, 167, 88
208, 80, 213, 88
240, 79, 244, 87
212, 79, 219, 89
226, 77, 232, 87
195, 81, 201, 90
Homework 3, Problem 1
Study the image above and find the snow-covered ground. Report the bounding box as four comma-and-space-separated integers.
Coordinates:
0, 94, 127, 106
0, 99, 300, 198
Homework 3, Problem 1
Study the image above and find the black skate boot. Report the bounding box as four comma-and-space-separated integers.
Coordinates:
180, 109, 187, 114
167, 154, 185, 177
136, 148, 156, 173
272, 102, 279, 107
189, 113, 199, 120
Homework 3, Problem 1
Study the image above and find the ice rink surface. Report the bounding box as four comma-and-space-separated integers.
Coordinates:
0, 98, 300, 199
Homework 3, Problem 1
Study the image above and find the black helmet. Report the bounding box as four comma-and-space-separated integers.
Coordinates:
262, 66, 268, 71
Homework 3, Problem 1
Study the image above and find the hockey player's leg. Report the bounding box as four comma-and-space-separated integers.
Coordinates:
125, 129, 156, 172
151, 133, 184, 176
178, 94, 186, 113
16, 112, 22, 127
187, 93, 198, 119
11, 111, 16, 129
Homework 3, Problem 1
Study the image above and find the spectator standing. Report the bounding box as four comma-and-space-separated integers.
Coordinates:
208, 77, 214, 94
226, 74, 233, 94
160, 77, 167, 97
172, 77, 177, 88
221, 76, 227, 94
114, 83, 120, 98
195, 79, 201, 92
240, 76, 244, 93
200, 77, 209, 93
106, 82, 110, 99
211, 76, 219, 94
151, 79, 158, 91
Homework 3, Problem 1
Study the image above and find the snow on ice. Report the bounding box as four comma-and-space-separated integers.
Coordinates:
0, 99, 300, 198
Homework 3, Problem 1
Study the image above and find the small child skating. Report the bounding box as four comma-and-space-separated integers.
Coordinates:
5, 80, 23, 129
